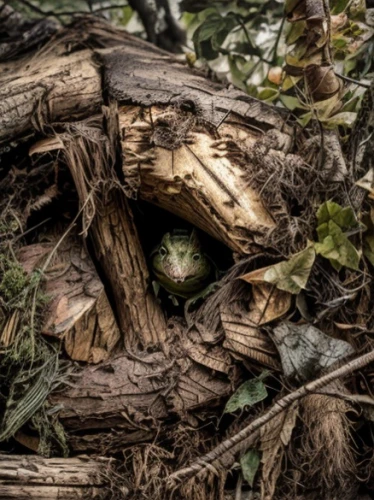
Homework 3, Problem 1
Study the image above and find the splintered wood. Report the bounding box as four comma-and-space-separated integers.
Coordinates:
0, 454, 114, 500
16, 238, 120, 363
119, 105, 275, 255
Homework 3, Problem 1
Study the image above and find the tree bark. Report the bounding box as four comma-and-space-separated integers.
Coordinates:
0, 454, 115, 499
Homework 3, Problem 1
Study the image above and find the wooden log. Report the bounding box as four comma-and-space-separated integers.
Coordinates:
0, 48, 102, 144
90, 192, 167, 348
120, 105, 277, 254
0, 454, 117, 499
48, 320, 234, 453
15, 237, 120, 363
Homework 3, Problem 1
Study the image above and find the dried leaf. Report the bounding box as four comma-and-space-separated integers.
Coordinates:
271, 322, 355, 381
240, 246, 316, 294
240, 449, 261, 487
29, 185, 59, 213
221, 303, 279, 369
321, 111, 357, 128
305, 65, 341, 102
250, 284, 291, 326
356, 168, 374, 199
224, 372, 268, 414
260, 401, 298, 499
185, 339, 231, 374
29, 137, 64, 155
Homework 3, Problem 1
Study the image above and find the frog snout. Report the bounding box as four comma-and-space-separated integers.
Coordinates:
174, 277, 185, 283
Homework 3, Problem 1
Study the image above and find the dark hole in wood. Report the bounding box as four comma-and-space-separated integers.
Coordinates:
130, 199, 234, 316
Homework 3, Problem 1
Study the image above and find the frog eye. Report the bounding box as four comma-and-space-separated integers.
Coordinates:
159, 246, 167, 257
192, 253, 201, 262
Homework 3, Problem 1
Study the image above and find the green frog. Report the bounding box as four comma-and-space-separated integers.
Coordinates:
151, 229, 216, 304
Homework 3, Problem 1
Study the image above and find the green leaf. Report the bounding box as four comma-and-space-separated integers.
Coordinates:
192, 12, 239, 60
297, 111, 313, 127
282, 74, 303, 92
228, 55, 247, 91
231, 41, 261, 56
280, 95, 302, 111
192, 14, 222, 59
240, 449, 261, 487
180, 0, 213, 13
193, 13, 222, 41
314, 220, 360, 270
263, 246, 316, 294
341, 95, 361, 113
316, 201, 357, 231
332, 37, 348, 49
321, 111, 357, 128
330, 0, 351, 14
364, 234, 374, 266
224, 372, 268, 413
258, 88, 280, 102
286, 21, 306, 45
120, 6, 133, 26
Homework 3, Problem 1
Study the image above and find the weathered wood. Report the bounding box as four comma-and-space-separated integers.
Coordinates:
100, 45, 291, 133
0, 18, 291, 148
0, 454, 115, 499
27, 110, 168, 349
120, 105, 277, 254
48, 321, 234, 453
16, 238, 120, 363
0, 49, 102, 144
90, 192, 167, 348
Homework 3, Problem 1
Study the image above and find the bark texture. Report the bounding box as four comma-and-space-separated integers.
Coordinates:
0, 454, 114, 499
17, 238, 120, 363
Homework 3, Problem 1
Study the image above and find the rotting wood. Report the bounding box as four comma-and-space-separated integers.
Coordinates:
0, 454, 115, 500
48, 321, 234, 453
0, 49, 102, 144
16, 238, 120, 363
120, 105, 276, 254
90, 192, 167, 348
54, 120, 168, 349
99, 45, 292, 134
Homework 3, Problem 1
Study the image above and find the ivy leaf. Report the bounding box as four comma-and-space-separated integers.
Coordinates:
192, 13, 222, 59
192, 12, 239, 60
315, 220, 360, 270
240, 246, 316, 295
315, 201, 360, 270
364, 233, 374, 266
224, 372, 269, 413
316, 201, 357, 230
240, 449, 261, 487
258, 88, 280, 102
320, 111, 357, 128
